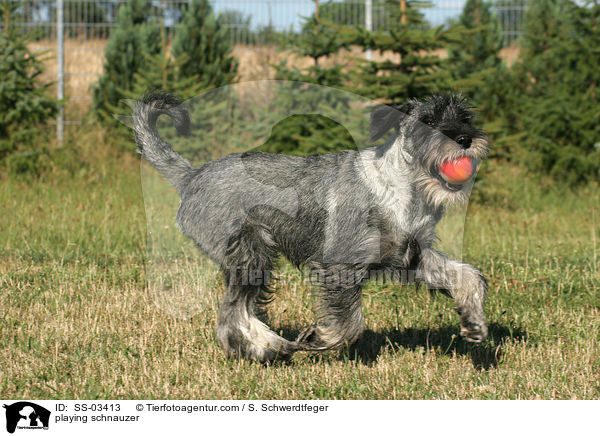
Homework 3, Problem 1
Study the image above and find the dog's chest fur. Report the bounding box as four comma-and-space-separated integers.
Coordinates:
357, 147, 441, 267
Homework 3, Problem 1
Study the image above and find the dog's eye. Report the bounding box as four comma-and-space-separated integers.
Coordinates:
421, 116, 434, 127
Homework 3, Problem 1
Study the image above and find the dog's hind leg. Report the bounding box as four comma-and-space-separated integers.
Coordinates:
215, 224, 298, 362
296, 266, 366, 351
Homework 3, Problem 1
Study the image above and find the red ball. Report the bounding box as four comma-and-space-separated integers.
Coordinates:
438, 157, 476, 184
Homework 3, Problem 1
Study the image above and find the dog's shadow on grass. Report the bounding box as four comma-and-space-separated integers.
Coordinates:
277, 323, 527, 370
344, 323, 528, 370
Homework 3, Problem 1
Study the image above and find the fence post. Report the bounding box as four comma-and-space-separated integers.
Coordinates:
56, 0, 64, 145
365, 0, 372, 61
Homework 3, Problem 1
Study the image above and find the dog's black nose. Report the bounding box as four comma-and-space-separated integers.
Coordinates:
456, 135, 472, 149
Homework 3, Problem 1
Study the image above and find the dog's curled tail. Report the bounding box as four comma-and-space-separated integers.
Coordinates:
133, 91, 193, 193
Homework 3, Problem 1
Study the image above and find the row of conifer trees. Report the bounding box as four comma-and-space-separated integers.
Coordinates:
1, 0, 598, 184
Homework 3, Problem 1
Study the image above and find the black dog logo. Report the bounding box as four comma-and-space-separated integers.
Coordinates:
3, 402, 50, 433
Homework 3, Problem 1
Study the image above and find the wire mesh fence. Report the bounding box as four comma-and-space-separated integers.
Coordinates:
5, 0, 528, 130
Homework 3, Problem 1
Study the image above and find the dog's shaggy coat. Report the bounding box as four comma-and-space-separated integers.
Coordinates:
133, 91, 491, 362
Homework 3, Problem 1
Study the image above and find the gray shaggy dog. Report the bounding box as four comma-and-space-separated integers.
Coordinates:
133, 91, 491, 362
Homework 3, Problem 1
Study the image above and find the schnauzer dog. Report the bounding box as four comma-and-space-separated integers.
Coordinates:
133, 91, 491, 362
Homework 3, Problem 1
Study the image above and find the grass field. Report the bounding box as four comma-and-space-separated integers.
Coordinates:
0, 141, 598, 400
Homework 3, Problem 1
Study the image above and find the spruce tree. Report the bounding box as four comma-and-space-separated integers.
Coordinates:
273, 1, 349, 88
125, 14, 231, 165
260, 1, 357, 156
171, 0, 237, 91
123, 20, 205, 100
512, 0, 600, 184
338, 0, 465, 104
92, 0, 161, 120
0, 0, 57, 174
446, 0, 519, 158
319, 0, 397, 31
515, 0, 571, 86
448, 0, 503, 93
216, 10, 251, 47
162, 0, 239, 164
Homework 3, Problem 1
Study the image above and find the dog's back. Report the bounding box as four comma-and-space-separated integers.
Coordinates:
176, 150, 367, 267
133, 92, 371, 267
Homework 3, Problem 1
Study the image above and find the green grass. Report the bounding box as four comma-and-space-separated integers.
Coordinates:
0, 153, 598, 399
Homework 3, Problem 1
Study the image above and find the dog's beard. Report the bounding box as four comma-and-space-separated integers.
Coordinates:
416, 173, 472, 208
413, 136, 490, 208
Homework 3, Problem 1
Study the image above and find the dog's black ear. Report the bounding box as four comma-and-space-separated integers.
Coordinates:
369, 105, 400, 142
396, 101, 415, 116
369, 101, 414, 142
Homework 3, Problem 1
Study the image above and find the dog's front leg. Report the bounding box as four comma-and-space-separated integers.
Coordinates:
417, 248, 488, 342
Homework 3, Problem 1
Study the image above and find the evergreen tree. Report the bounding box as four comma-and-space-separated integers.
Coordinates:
92, 0, 161, 120
162, 0, 239, 163
493, 0, 525, 47
515, 0, 571, 85
171, 0, 237, 91
511, 0, 600, 184
0, 0, 57, 175
125, 15, 230, 164
338, 0, 465, 104
448, 0, 503, 91
123, 20, 205, 101
272, 1, 349, 91
217, 9, 251, 46
447, 0, 519, 158
260, 1, 357, 155
319, 0, 397, 31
